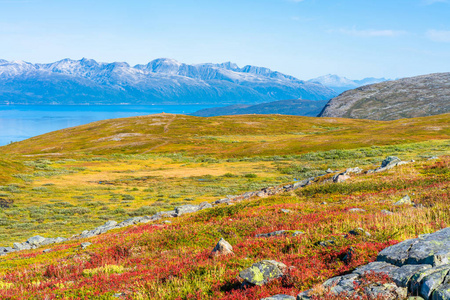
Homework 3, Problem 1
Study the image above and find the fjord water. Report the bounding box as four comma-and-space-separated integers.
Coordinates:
0, 105, 217, 146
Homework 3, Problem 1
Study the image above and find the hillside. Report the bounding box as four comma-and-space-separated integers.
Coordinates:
1, 113, 449, 157
191, 99, 329, 117
0, 59, 336, 105
0, 113, 449, 299
319, 72, 450, 120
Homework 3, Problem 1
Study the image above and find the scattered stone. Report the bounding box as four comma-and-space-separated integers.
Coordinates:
256, 230, 288, 238
239, 260, 287, 286
198, 202, 213, 210
317, 238, 336, 247
427, 156, 439, 161
292, 231, 305, 237
211, 238, 234, 257
80, 242, 92, 249
348, 208, 366, 213
381, 209, 394, 215
175, 204, 200, 216
326, 168, 334, 173
27, 235, 47, 246
213, 198, 232, 205
394, 195, 413, 206
280, 209, 291, 214
345, 167, 362, 174
13, 242, 31, 251
348, 228, 371, 237
321, 202, 327, 205
163, 220, 172, 224
261, 295, 295, 300
43, 249, 53, 253
381, 156, 402, 169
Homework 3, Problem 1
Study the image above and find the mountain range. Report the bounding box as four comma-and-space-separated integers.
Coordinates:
0, 58, 337, 105
308, 74, 389, 94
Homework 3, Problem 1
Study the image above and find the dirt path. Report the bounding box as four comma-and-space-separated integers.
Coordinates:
164, 115, 177, 133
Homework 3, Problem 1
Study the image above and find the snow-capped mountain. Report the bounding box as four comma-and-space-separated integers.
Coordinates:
0, 58, 337, 105
309, 74, 389, 94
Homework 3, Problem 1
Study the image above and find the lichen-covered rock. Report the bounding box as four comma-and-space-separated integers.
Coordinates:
394, 195, 413, 206
432, 283, 450, 300
390, 264, 432, 287
349, 208, 366, 213
348, 228, 371, 237
175, 204, 200, 216
377, 227, 450, 267
409, 265, 450, 298
333, 173, 350, 183
239, 260, 287, 286
27, 235, 47, 246
211, 238, 233, 256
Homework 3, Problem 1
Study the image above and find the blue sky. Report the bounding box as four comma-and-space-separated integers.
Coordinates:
0, 0, 449, 79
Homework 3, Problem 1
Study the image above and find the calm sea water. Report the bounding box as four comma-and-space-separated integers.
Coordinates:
0, 105, 217, 146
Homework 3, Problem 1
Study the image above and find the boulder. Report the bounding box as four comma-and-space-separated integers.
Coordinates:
377, 227, 450, 267
381, 156, 402, 169
280, 209, 291, 214
198, 202, 213, 210
256, 230, 288, 238
80, 242, 92, 249
211, 238, 234, 256
175, 204, 200, 216
348, 208, 366, 213
348, 228, 371, 237
27, 235, 47, 246
394, 195, 413, 206
239, 260, 287, 286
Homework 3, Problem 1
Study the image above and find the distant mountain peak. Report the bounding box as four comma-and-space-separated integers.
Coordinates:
309, 74, 389, 94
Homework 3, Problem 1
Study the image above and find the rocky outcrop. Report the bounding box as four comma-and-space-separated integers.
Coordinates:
299, 227, 450, 300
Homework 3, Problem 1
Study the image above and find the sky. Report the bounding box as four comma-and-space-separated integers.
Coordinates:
0, 0, 449, 80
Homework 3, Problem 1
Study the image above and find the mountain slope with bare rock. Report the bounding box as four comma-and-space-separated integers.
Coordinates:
319, 73, 450, 120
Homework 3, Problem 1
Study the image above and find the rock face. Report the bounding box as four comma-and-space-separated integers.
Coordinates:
300, 227, 450, 300
239, 260, 287, 286
319, 72, 450, 120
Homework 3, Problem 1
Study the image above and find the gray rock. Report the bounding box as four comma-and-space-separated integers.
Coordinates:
323, 273, 359, 295
296, 290, 312, 300
390, 264, 432, 287
211, 238, 234, 256
198, 202, 213, 210
409, 265, 450, 296
0, 246, 14, 254
27, 235, 47, 246
353, 261, 399, 276
326, 168, 334, 173
13, 242, 31, 251
80, 242, 92, 249
381, 156, 402, 168
394, 195, 413, 206
363, 283, 407, 299
381, 209, 394, 215
349, 208, 365, 212
43, 249, 53, 253
418, 265, 450, 299
239, 260, 287, 286
175, 204, 200, 216
292, 231, 304, 237
256, 230, 288, 238
214, 198, 232, 205
261, 295, 295, 300
428, 156, 439, 161
345, 167, 362, 174
348, 228, 371, 237
432, 283, 450, 300
408, 297, 425, 300
280, 209, 291, 214
156, 210, 177, 218
317, 238, 336, 247
378, 227, 450, 267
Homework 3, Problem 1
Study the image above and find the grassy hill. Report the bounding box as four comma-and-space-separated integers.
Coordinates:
2, 113, 449, 157
0, 113, 449, 299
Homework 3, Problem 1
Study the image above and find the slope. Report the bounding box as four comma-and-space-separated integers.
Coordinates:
319, 72, 450, 120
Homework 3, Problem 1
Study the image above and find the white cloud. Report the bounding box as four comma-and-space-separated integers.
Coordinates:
427, 30, 450, 42
330, 28, 407, 37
